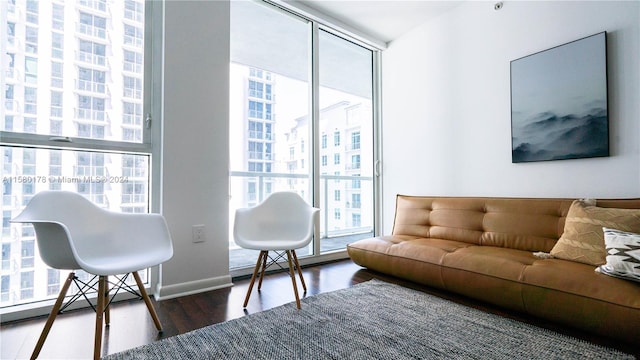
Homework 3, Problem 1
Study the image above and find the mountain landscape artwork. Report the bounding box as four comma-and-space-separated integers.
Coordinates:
511, 32, 609, 163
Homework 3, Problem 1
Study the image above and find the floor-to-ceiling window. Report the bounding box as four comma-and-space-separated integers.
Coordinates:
0, 0, 161, 321
229, 0, 379, 271
317, 29, 375, 253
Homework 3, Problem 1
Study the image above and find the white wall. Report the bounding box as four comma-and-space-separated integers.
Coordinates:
381, 1, 640, 232
155, 0, 640, 297
158, 1, 233, 298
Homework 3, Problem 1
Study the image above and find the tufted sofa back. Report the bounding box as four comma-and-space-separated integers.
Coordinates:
392, 195, 640, 253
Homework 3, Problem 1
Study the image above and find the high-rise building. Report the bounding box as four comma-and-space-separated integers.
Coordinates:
284, 99, 372, 237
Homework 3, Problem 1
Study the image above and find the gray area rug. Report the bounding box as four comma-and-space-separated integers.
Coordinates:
104, 280, 633, 359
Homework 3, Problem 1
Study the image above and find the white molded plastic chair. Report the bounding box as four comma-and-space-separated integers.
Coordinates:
234, 192, 320, 309
12, 190, 173, 360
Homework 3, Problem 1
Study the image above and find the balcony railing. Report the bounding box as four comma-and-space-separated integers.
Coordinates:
124, 87, 142, 99
50, 106, 63, 118
5, 99, 19, 112
7, 35, 23, 51
345, 143, 361, 151
124, 9, 144, 22
123, 168, 146, 177
77, 23, 107, 39
77, 79, 106, 94
77, 51, 107, 67
74, 165, 105, 177
79, 0, 108, 13
248, 151, 264, 160
121, 194, 146, 204
123, 113, 142, 126
76, 108, 105, 121
124, 35, 143, 48
51, 77, 64, 88
124, 61, 142, 73
3, 194, 15, 207
5, 67, 16, 80
228, 171, 374, 269
229, 171, 373, 234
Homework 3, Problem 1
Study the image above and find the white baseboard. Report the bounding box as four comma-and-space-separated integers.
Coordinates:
156, 275, 234, 300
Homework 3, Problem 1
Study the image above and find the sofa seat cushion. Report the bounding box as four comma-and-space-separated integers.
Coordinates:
348, 236, 476, 288
436, 246, 538, 311
522, 259, 640, 309
348, 236, 475, 265
350, 237, 540, 281
441, 246, 537, 282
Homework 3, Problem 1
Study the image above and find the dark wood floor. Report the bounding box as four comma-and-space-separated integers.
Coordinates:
1, 259, 638, 359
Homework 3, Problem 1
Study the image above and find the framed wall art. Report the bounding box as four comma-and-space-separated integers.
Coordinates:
511, 32, 609, 163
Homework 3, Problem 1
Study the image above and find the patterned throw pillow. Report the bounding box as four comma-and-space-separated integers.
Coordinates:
595, 228, 640, 282
550, 200, 640, 266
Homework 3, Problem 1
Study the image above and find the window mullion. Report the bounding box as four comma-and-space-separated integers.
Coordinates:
372, 51, 383, 237
146, 0, 163, 215
310, 21, 321, 255
0, 132, 151, 155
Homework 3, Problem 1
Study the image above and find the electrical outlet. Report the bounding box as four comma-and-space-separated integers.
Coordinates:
192, 225, 205, 243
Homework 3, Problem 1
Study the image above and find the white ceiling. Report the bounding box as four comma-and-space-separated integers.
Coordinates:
285, 0, 464, 43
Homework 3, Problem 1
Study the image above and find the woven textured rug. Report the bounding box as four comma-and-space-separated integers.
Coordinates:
104, 280, 633, 360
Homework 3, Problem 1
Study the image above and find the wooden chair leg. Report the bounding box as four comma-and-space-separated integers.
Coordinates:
30, 272, 75, 360
132, 271, 163, 331
257, 251, 268, 290
291, 250, 306, 292
286, 250, 301, 309
104, 276, 110, 326
243, 251, 265, 308
94, 276, 107, 360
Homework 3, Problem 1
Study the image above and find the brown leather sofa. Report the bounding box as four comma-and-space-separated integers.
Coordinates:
347, 195, 640, 344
